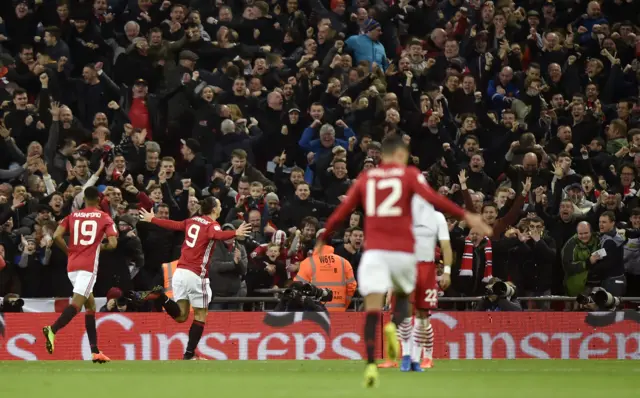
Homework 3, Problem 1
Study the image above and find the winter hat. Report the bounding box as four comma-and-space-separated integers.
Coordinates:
271, 230, 287, 245
363, 19, 381, 33
117, 214, 138, 229
330, 0, 344, 11
265, 192, 279, 203
107, 287, 123, 301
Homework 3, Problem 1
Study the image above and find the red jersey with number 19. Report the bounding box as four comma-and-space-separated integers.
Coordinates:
151, 216, 236, 278
60, 207, 118, 273
322, 164, 465, 254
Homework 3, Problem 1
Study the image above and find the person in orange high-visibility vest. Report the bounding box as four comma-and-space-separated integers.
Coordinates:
162, 261, 179, 299
162, 260, 195, 313
295, 245, 356, 311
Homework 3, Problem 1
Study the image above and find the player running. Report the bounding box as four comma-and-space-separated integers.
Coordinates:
401, 206, 451, 371
316, 136, 492, 387
43, 186, 118, 363
378, 206, 451, 371
138, 197, 251, 360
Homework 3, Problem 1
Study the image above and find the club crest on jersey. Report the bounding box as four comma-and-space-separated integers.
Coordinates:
263, 311, 331, 335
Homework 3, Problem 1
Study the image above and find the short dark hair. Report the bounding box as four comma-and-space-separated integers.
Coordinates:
301, 216, 319, 229
347, 226, 363, 234
381, 135, 408, 156
200, 196, 219, 215
600, 211, 616, 223
12, 88, 27, 98
44, 26, 61, 40
84, 186, 100, 202
528, 216, 544, 225
482, 203, 497, 213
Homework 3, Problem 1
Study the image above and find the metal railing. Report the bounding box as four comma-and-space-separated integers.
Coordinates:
210, 290, 640, 311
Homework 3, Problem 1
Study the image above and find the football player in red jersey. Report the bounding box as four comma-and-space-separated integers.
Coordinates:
138, 197, 251, 360
43, 186, 118, 363
316, 136, 492, 387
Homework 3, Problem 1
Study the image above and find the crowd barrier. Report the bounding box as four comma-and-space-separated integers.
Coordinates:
1, 312, 639, 360
12, 296, 640, 313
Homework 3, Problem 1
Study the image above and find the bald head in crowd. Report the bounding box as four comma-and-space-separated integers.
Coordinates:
577, 221, 592, 243
523, 152, 538, 173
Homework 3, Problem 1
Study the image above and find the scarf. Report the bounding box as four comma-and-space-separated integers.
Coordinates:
460, 236, 493, 282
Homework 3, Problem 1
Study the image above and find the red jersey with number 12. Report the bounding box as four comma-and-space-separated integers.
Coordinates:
322, 164, 465, 254
60, 207, 118, 273
151, 216, 236, 278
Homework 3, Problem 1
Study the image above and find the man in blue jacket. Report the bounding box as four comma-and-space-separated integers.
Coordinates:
345, 19, 389, 71
298, 120, 356, 158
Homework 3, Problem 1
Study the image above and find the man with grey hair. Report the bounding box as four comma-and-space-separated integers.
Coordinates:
220, 119, 236, 135
218, 118, 263, 166
299, 121, 356, 158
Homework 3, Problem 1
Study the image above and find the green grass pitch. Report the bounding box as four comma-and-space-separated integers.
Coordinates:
0, 360, 638, 398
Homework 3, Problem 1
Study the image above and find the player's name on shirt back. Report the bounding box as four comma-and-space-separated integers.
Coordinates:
72, 211, 104, 218
367, 167, 405, 178
191, 216, 213, 226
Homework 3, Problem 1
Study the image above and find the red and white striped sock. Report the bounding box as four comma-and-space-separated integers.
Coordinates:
411, 317, 428, 362
423, 323, 434, 360
398, 317, 413, 356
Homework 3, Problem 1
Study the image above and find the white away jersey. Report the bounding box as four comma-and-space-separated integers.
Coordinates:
411, 196, 450, 261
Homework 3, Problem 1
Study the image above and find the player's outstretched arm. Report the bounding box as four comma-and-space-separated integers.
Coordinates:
412, 170, 493, 237
53, 225, 68, 255
320, 178, 363, 244
139, 208, 186, 231
209, 222, 250, 241
101, 236, 118, 251
412, 171, 466, 219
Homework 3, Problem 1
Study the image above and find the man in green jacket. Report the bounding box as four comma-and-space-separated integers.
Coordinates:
562, 221, 601, 297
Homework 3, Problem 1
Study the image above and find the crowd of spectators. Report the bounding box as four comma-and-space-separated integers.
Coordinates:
0, 0, 638, 311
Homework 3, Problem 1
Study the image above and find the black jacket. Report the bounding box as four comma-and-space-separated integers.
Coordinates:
476, 297, 522, 311
280, 197, 336, 229
510, 235, 556, 292
589, 231, 625, 283
209, 240, 247, 296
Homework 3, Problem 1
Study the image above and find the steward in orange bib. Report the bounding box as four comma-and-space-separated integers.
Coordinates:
295, 245, 357, 311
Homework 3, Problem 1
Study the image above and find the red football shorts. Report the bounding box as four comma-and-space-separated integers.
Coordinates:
389, 261, 439, 312
413, 261, 439, 310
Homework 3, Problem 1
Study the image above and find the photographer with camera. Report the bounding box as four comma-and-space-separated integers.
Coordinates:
295, 245, 356, 311
476, 278, 522, 312
0, 293, 25, 313
576, 287, 621, 311
99, 287, 156, 312
275, 281, 334, 312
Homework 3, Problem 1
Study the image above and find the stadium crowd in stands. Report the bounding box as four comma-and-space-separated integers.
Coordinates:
0, 0, 638, 311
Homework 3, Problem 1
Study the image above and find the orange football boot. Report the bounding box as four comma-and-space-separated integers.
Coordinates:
377, 360, 398, 368
92, 352, 111, 364
421, 358, 433, 369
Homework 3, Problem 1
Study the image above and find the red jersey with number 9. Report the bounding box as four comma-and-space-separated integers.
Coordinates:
60, 207, 118, 273
151, 215, 237, 278
322, 164, 465, 254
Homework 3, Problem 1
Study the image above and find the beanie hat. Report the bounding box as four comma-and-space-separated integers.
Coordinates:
272, 230, 287, 245
363, 19, 381, 33
265, 192, 279, 202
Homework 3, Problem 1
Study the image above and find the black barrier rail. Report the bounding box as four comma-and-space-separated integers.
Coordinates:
211, 291, 640, 312
252, 289, 640, 303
